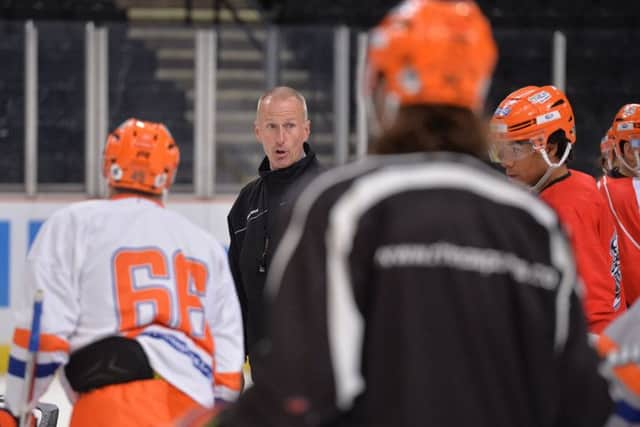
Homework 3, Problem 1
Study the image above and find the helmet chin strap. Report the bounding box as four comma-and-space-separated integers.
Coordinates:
531, 143, 572, 193
614, 144, 640, 177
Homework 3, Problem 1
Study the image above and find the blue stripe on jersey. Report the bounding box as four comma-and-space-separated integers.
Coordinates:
616, 400, 640, 422
8, 356, 60, 379
140, 331, 212, 378
0, 221, 9, 307
28, 220, 44, 251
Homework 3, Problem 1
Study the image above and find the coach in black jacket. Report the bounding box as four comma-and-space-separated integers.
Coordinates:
217, 2, 612, 427
227, 86, 321, 367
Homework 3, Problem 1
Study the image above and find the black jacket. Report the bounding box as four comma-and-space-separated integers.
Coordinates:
220, 152, 611, 427
227, 142, 322, 357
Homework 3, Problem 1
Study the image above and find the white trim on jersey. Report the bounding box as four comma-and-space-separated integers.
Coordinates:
325, 162, 575, 409
603, 176, 640, 250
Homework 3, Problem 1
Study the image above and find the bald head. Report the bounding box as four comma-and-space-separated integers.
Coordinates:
256, 86, 308, 121
254, 86, 311, 170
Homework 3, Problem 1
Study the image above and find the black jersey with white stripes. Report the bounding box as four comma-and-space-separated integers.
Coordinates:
220, 152, 612, 427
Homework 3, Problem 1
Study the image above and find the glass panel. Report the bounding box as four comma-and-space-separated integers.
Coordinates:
0, 22, 25, 184
37, 21, 85, 184
566, 29, 640, 175
486, 29, 553, 113
109, 23, 195, 191
214, 25, 335, 192
279, 27, 335, 167
215, 25, 267, 192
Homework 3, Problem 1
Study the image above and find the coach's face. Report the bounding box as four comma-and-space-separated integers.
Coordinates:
255, 96, 310, 170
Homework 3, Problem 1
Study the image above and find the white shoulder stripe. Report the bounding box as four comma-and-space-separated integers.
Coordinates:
326, 162, 575, 410
267, 157, 576, 412
603, 176, 640, 250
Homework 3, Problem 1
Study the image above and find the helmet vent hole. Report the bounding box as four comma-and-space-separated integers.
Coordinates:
551, 100, 564, 108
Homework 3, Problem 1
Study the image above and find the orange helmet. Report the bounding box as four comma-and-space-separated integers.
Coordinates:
103, 118, 180, 195
490, 85, 575, 166
612, 103, 640, 143
366, 0, 497, 112
611, 103, 640, 174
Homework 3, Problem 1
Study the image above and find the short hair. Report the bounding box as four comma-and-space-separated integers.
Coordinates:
256, 86, 308, 120
547, 129, 574, 163
372, 105, 488, 158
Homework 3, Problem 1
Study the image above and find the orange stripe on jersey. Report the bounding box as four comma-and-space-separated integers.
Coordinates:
598, 334, 640, 396
214, 372, 242, 392
12, 328, 70, 353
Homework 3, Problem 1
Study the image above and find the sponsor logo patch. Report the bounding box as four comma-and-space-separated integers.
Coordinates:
528, 91, 551, 104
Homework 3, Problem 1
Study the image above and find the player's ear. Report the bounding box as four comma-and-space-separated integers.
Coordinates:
254, 121, 261, 142
546, 141, 558, 158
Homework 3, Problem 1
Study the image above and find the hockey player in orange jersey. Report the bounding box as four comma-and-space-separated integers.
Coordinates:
0, 119, 244, 426
490, 86, 625, 334
598, 104, 640, 306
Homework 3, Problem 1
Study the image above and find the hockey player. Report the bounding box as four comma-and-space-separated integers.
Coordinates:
491, 86, 625, 334
0, 119, 244, 426
598, 104, 640, 305
596, 301, 640, 426
213, 1, 612, 426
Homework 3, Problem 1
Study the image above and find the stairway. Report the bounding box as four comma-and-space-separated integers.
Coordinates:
113, 0, 336, 187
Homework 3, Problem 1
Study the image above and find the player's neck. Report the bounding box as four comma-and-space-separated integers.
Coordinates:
108, 187, 164, 206
548, 163, 569, 182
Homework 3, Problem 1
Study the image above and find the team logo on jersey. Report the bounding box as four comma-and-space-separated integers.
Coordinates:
609, 233, 623, 310
528, 91, 551, 104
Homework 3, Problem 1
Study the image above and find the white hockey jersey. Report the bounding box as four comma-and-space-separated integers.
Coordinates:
6, 195, 244, 414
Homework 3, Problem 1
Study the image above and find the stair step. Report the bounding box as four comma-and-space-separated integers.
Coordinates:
156, 47, 293, 62
187, 88, 329, 102
116, 0, 255, 8
127, 7, 260, 23
127, 27, 266, 41
156, 68, 310, 82
215, 132, 335, 145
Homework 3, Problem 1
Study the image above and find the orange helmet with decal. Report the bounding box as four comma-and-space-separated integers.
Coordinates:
102, 118, 180, 195
612, 103, 640, 143
611, 103, 640, 174
490, 85, 576, 149
366, 0, 497, 112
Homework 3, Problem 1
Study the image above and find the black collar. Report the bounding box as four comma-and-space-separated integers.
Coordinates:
541, 171, 571, 192
258, 142, 316, 181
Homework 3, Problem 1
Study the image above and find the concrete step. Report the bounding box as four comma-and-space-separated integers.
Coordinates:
116, 0, 256, 9
156, 47, 293, 63
126, 7, 260, 23
156, 67, 310, 82
127, 26, 266, 41
215, 131, 336, 145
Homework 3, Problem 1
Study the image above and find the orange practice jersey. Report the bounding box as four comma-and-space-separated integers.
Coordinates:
541, 170, 625, 333
599, 175, 640, 305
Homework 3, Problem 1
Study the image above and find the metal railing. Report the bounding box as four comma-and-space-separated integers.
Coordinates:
0, 21, 567, 197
